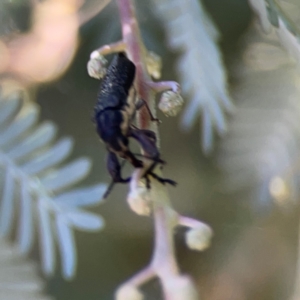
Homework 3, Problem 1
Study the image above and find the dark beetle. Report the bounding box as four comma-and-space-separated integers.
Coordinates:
93, 53, 175, 196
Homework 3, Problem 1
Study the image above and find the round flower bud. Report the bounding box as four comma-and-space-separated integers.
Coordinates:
116, 285, 144, 300
146, 51, 162, 79
87, 52, 107, 79
127, 186, 151, 216
185, 224, 213, 251
158, 91, 184, 117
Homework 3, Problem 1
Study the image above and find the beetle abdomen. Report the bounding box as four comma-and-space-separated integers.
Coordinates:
95, 109, 128, 151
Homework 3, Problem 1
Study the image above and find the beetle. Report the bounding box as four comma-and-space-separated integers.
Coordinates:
93, 53, 175, 196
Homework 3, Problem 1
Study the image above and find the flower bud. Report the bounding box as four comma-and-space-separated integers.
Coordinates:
185, 224, 213, 251
87, 52, 107, 79
115, 285, 144, 300
146, 51, 162, 79
158, 91, 184, 117
127, 186, 151, 216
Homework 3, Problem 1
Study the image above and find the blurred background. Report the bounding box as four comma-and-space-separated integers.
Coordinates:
1, 0, 300, 299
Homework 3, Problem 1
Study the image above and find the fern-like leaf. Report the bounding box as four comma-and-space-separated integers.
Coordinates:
249, 0, 300, 67
218, 22, 300, 212
0, 238, 53, 300
0, 90, 107, 280
152, 0, 233, 153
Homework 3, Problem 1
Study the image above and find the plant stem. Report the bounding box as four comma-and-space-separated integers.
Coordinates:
117, 0, 156, 131
117, 0, 181, 293
113, 1, 204, 298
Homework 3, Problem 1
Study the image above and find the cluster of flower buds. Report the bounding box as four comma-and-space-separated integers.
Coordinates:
87, 51, 107, 79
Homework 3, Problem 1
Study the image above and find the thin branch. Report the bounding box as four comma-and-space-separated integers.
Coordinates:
117, 0, 153, 130
116, 2, 182, 298
87, 1, 213, 299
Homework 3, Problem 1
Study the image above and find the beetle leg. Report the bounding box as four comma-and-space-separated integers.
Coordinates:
148, 171, 177, 186
122, 150, 144, 169
145, 175, 151, 189
143, 161, 177, 188
135, 99, 161, 123
130, 126, 157, 146
128, 128, 164, 164
130, 127, 157, 143
135, 99, 144, 110
107, 151, 130, 183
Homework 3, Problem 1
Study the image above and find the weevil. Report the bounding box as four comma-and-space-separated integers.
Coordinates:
93, 53, 176, 197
